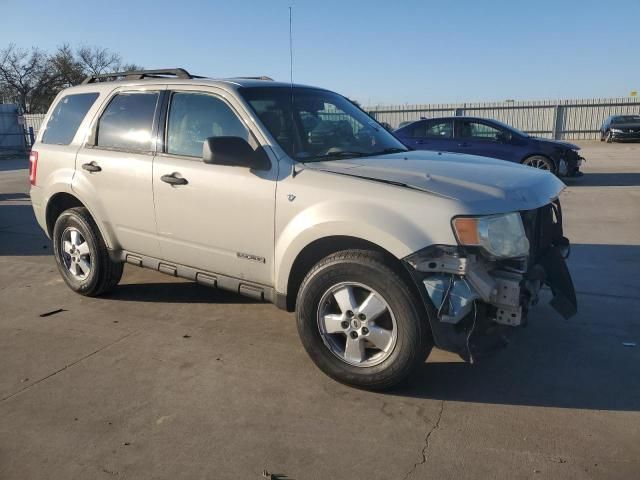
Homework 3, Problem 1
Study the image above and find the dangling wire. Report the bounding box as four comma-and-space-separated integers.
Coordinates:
463, 278, 477, 364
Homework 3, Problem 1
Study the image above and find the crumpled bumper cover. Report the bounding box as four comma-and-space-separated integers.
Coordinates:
404, 200, 577, 359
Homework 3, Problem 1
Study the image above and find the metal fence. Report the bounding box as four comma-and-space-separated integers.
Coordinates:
24, 113, 46, 138
366, 97, 640, 140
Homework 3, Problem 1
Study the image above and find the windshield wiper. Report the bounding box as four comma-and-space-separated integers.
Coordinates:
300, 151, 369, 162
368, 147, 409, 156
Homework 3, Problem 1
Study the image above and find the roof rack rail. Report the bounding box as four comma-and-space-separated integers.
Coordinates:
81, 68, 200, 84
230, 76, 274, 81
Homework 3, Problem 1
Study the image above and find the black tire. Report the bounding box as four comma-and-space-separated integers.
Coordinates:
522, 155, 555, 173
296, 249, 433, 390
52, 207, 123, 296
599, 131, 605, 142
605, 131, 613, 143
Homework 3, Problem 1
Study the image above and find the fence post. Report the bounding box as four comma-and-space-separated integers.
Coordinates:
552, 105, 562, 140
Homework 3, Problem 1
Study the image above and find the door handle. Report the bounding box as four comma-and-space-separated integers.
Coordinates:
458, 142, 470, 147
82, 161, 101, 173
161, 173, 188, 186
416, 140, 426, 145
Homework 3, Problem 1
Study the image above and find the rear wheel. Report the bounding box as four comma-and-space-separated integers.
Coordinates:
296, 250, 433, 390
52, 207, 123, 296
522, 155, 555, 173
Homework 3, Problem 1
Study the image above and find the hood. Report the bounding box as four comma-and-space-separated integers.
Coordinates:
611, 123, 640, 130
531, 137, 580, 150
303, 150, 565, 213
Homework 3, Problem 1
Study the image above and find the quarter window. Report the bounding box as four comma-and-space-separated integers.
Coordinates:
166, 92, 248, 157
97, 92, 159, 151
42, 93, 99, 145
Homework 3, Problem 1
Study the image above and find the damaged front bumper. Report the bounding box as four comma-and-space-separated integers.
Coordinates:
558, 150, 584, 177
404, 201, 577, 360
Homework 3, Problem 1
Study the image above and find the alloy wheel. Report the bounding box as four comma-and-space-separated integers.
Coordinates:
61, 227, 92, 280
317, 282, 398, 367
524, 157, 551, 170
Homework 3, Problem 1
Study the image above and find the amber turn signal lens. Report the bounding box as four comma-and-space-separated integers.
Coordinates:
452, 217, 479, 245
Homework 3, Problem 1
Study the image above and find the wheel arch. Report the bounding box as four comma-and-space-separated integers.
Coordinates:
45, 192, 116, 249
282, 235, 421, 313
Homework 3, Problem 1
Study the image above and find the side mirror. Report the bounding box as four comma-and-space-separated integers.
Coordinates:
202, 136, 270, 170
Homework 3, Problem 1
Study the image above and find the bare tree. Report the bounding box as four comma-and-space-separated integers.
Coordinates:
76, 45, 121, 76
0, 43, 143, 112
119, 62, 145, 73
0, 44, 56, 113
50, 44, 85, 87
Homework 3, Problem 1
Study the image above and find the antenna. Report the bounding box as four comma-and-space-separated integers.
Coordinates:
289, 6, 294, 84
289, 5, 299, 174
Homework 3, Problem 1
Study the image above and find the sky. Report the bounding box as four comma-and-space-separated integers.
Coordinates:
2, 0, 638, 105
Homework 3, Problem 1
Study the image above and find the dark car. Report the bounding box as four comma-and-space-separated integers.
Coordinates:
394, 116, 583, 177
600, 115, 640, 142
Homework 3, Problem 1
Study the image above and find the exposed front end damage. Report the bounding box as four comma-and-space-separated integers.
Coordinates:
558, 148, 584, 177
404, 200, 577, 361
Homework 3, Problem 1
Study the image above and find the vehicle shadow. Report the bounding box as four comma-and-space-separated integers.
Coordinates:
106, 281, 260, 305
0, 156, 28, 172
399, 318, 639, 412
393, 243, 640, 412
0, 201, 51, 256
565, 172, 640, 187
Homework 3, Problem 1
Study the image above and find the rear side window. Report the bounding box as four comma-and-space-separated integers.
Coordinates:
97, 92, 159, 151
425, 120, 453, 138
42, 93, 99, 145
166, 92, 248, 157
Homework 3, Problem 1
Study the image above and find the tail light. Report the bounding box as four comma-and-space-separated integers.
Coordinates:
29, 150, 38, 186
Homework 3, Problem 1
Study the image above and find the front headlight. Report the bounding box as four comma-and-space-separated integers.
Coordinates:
610, 128, 623, 133
452, 212, 530, 258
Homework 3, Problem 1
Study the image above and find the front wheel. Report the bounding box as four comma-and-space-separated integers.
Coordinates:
296, 250, 433, 390
522, 155, 555, 173
605, 131, 614, 143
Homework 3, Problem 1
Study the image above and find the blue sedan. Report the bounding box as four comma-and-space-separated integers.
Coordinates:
394, 116, 583, 177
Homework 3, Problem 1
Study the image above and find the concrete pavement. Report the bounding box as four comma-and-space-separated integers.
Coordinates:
0, 143, 638, 479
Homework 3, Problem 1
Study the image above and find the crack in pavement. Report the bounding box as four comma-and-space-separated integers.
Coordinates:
0, 331, 137, 403
402, 400, 445, 480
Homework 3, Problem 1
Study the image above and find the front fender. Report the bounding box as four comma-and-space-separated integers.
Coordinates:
274, 199, 450, 293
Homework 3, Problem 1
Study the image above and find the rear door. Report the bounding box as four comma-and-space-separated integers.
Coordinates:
152, 87, 277, 286
397, 119, 455, 152
73, 88, 163, 257
421, 118, 456, 151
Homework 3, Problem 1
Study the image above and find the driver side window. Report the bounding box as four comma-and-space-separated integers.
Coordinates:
166, 92, 249, 157
458, 120, 502, 141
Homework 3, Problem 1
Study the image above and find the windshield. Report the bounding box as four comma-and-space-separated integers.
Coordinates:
612, 115, 640, 125
240, 87, 408, 161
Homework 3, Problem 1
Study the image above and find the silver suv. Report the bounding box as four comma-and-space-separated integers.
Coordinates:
29, 68, 577, 390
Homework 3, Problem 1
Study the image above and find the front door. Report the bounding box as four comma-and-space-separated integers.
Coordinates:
454, 119, 515, 161
73, 89, 162, 257
152, 88, 277, 286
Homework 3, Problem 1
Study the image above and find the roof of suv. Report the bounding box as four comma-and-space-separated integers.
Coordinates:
60, 76, 322, 96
